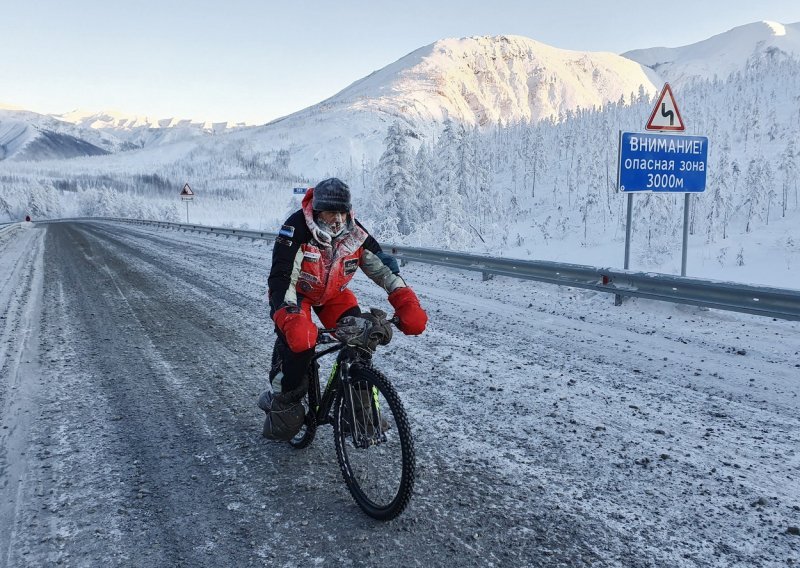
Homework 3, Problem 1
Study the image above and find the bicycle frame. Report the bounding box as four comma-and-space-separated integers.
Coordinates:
306, 343, 345, 427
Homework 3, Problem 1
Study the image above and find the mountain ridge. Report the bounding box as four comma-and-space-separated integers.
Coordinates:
623, 20, 800, 84
211, 34, 662, 178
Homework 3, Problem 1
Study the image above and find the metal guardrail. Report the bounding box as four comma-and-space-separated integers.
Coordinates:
44, 217, 800, 322
389, 245, 800, 321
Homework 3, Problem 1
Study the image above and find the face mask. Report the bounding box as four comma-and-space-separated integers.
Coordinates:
318, 220, 344, 238
316, 212, 347, 238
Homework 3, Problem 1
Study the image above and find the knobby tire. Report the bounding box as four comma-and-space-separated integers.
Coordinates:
333, 364, 415, 521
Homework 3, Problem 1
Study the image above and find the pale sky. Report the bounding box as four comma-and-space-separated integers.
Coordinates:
2, 0, 800, 124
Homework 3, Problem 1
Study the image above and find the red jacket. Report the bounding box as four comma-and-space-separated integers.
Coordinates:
268, 188, 405, 314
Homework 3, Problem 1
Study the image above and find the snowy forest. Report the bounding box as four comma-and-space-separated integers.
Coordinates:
361, 54, 800, 267
1, 51, 799, 274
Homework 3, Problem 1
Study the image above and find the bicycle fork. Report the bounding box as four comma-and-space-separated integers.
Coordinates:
343, 373, 385, 448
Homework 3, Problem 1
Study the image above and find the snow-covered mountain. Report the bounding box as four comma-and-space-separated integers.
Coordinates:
623, 20, 800, 84
0, 106, 252, 162
316, 35, 661, 126
213, 35, 663, 177
54, 109, 250, 132
0, 108, 117, 161
2, 34, 663, 173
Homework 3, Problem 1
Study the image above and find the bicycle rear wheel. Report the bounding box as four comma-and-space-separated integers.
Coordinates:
333, 364, 415, 520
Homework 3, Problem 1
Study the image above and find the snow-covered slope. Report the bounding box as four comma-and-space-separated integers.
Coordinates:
320, 35, 661, 126
229, 35, 662, 176
0, 119, 38, 160
0, 106, 253, 162
0, 109, 113, 161
623, 20, 800, 84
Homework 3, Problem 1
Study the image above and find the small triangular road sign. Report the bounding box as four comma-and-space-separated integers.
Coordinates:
646, 83, 685, 131
180, 183, 194, 196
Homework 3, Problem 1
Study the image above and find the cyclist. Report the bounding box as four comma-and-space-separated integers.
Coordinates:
259, 177, 428, 440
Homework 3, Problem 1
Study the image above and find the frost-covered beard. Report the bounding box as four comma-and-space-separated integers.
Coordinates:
305, 207, 352, 248
316, 218, 346, 238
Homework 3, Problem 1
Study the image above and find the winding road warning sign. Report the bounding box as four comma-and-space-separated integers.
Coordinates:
646, 83, 685, 131
180, 183, 194, 200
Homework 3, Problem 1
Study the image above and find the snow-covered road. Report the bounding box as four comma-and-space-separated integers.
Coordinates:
0, 221, 797, 567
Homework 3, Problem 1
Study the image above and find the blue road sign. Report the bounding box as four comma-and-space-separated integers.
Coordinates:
618, 131, 708, 193
293, 187, 307, 195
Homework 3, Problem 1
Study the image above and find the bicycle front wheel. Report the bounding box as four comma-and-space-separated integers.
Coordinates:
333, 364, 415, 521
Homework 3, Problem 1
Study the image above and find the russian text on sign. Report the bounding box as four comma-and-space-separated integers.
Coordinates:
629, 136, 704, 154
617, 131, 708, 193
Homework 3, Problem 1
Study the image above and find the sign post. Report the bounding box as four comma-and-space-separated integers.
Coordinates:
682, 193, 691, 276
617, 83, 708, 278
180, 183, 194, 223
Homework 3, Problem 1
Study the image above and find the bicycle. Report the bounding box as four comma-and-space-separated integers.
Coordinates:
271, 308, 416, 521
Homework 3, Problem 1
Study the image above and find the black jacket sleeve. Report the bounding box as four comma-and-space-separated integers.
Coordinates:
268, 210, 308, 315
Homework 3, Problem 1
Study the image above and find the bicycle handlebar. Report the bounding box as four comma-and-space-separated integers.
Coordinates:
316, 315, 401, 345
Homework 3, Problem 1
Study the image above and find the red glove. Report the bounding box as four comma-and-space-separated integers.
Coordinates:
388, 287, 427, 335
274, 306, 318, 352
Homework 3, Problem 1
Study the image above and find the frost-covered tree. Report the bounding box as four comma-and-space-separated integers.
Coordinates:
762, 161, 776, 225
373, 121, 419, 236
0, 186, 15, 220
779, 138, 797, 217
435, 117, 465, 198
432, 118, 473, 246
634, 192, 676, 253
706, 147, 733, 241
743, 158, 764, 233
414, 143, 435, 219
26, 184, 62, 219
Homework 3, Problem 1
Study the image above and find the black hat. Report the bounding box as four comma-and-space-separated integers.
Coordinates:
312, 178, 351, 212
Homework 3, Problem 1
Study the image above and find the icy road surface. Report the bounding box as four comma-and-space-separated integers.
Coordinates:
0, 221, 798, 567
